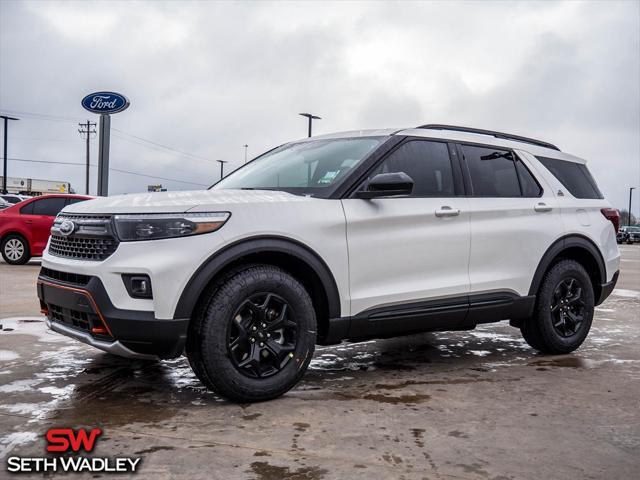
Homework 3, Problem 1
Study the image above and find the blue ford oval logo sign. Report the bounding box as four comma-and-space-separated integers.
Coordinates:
81, 91, 130, 114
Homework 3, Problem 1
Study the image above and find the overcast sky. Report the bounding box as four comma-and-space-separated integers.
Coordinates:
0, 0, 639, 213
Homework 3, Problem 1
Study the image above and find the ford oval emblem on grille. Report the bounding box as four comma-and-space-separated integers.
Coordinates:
59, 220, 76, 236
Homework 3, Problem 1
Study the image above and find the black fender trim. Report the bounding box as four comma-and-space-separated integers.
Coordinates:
528, 234, 606, 297
173, 236, 342, 321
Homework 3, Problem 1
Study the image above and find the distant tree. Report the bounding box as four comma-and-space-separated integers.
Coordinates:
618, 209, 637, 226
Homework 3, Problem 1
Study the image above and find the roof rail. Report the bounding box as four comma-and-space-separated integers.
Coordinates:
416, 124, 560, 151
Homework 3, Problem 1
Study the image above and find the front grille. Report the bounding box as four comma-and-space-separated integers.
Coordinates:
49, 235, 118, 261
49, 214, 119, 261
40, 267, 91, 286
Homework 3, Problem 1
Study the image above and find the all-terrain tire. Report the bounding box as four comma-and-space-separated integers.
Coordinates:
521, 259, 594, 354
186, 265, 316, 402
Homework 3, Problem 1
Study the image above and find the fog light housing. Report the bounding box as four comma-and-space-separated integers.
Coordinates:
122, 274, 153, 299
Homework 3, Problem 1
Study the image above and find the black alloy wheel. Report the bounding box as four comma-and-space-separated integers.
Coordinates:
550, 277, 586, 338
228, 293, 298, 378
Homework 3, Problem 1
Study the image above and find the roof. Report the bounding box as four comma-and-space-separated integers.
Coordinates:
303, 126, 586, 164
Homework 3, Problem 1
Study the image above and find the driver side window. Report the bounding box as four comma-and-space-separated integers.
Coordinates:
368, 140, 455, 197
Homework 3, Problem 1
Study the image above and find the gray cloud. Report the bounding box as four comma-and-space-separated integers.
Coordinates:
0, 0, 638, 213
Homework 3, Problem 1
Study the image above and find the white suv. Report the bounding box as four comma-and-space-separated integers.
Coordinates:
37, 124, 620, 402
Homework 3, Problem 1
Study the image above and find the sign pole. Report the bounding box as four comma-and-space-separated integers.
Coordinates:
97, 113, 111, 196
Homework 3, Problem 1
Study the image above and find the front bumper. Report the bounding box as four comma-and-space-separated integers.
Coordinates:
37, 273, 188, 359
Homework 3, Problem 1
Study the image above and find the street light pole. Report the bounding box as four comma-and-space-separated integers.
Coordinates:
629, 187, 636, 226
1, 115, 19, 194
299, 113, 321, 137
243, 144, 248, 164
216, 160, 228, 180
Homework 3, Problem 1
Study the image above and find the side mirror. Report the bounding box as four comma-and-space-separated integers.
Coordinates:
355, 172, 414, 199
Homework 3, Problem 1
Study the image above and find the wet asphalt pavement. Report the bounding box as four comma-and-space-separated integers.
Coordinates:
1, 246, 639, 479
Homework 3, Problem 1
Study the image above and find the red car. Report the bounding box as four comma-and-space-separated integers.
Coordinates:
0, 194, 92, 265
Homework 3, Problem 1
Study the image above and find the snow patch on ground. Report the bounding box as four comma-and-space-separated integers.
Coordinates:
0, 317, 67, 343
0, 431, 38, 460
0, 378, 44, 393
0, 350, 19, 361
612, 289, 640, 299
595, 307, 616, 313
469, 350, 492, 357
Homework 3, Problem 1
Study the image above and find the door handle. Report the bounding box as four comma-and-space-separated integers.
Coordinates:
435, 206, 461, 217
534, 202, 553, 213
25, 219, 33, 224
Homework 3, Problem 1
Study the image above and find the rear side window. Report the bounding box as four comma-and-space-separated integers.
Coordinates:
515, 160, 542, 197
461, 145, 521, 197
369, 140, 455, 197
31, 198, 68, 216
537, 157, 603, 199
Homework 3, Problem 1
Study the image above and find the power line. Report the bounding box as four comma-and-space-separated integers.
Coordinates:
0, 109, 218, 166
8, 136, 80, 143
8, 158, 84, 166
112, 127, 216, 164
7, 157, 208, 186
111, 130, 218, 166
108, 167, 208, 186
0, 109, 80, 124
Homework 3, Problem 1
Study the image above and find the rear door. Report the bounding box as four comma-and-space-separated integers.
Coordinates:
460, 144, 564, 302
342, 139, 471, 335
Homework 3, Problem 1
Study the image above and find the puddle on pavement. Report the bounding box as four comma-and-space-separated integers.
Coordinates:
248, 461, 328, 480
528, 357, 597, 369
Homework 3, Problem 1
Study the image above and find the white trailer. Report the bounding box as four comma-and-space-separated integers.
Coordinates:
5, 177, 72, 195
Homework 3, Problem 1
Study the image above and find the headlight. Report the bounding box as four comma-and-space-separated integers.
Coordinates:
113, 212, 230, 241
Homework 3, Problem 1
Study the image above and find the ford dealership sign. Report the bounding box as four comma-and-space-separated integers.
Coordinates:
81, 92, 130, 114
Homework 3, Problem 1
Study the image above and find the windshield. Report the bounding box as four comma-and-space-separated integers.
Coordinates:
212, 137, 386, 197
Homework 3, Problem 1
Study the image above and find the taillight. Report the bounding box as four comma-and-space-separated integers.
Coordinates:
601, 208, 620, 233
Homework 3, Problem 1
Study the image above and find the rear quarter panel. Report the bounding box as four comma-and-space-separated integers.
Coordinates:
520, 151, 620, 281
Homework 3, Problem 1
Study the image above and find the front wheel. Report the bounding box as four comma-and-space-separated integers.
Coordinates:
1, 234, 30, 265
521, 259, 594, 354
186, 265, 316, 402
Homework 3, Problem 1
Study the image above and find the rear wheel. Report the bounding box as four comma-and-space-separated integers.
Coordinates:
521, 260, 594, 354
186, 265, 316, 402
1, 234, 30, 265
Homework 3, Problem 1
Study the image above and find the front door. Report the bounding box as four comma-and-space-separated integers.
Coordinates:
342, 139, 471, 336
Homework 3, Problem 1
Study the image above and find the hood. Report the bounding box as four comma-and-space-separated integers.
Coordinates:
62, 189, 310, 215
